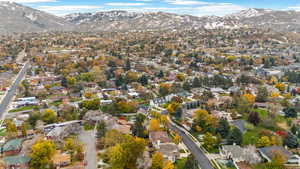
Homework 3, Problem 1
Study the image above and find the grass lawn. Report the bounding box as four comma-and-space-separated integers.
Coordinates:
9, 105, 37, 113
253, 108, 268, 119
0, 128, 6, 137
242, 130, 260, 145
175, 158, 187, 169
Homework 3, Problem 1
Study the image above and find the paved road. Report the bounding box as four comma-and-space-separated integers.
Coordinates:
0, 61, 30, 120
78, 130, 97, 169
169, 122, 214, 169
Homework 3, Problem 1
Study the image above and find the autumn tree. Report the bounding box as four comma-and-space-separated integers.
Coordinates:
5, 119, 17, 138
42, 109, 57, 124
30, 139, 56, 169
256, 136, 271, 147
151, 152, 164, 169
163, 161, 174, 169
149, 119, 161, 131
203, 132, 218, 152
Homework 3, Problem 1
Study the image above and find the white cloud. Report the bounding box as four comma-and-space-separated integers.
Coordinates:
164, 0, 210, 5
0, 0, 57, 3
38, 5, 102, 15
105, 3, 146, 6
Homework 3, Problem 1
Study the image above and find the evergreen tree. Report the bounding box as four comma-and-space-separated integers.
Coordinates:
291, 124, 298, 135
183, 81, 191, 91
284, 107, 298, 118
125, 59, 131, 71
157, 70, 164, 78
192, 77, 201, 88
284, 132, 299, 148
184, 154, 198, 169
256, 86, 268, 102
227, 127, 243, 145
96, 120, 107, 138
139, 75, 148, 86
132, 114, 146, 138
115, 75, 124, 87
216, 118, 230, 138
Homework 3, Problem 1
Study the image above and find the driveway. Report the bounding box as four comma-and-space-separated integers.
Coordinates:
78, 129, 97, 169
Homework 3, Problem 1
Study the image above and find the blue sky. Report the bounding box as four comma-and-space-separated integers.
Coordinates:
2, 0, 300, 16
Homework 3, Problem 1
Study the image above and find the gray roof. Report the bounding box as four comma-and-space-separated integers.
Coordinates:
4, 155, 30, 166
259, 146, 293, 161
232, 120, 246, 133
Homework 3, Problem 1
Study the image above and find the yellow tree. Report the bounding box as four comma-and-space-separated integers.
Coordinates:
151, 152, 164, 169
275, 83, 285, 92
163, 161, 174, 169
256, 136, 271, 147
243, 93, 255, 104
160, 115, 169, 128
173, 133, 181, 145
149, 119, 161, 131
30, 139, 56, 169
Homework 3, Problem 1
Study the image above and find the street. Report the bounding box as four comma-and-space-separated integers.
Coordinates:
78, 130, 97, 169
169, 122, 214, 169
0, 61, 30, 121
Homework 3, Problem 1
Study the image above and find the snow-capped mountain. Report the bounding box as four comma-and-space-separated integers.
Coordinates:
64, 10, 242, 31
0, 2, 300, 34
226, 8, 300, 32
0, 1, 73, 34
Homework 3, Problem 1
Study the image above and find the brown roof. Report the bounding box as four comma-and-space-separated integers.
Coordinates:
149, 131, 171, 144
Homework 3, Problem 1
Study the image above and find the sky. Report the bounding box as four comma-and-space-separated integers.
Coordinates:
2, 0, 300, 16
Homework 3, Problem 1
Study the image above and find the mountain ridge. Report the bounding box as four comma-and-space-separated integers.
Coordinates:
0, 2, 300, 34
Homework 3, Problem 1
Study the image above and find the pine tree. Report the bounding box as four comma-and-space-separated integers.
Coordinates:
227, 127, 243, 145
216, 118, 230, 138
284, 132, 298, 148
248, 111, 260, 126
125, 59, 131, 71
96, 120, 107, 138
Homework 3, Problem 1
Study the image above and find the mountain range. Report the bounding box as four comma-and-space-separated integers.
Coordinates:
0, 1, 300, 34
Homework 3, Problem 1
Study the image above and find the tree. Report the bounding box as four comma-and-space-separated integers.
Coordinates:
243, 93, 255, 104
132, 114, 146, 138
151, 152, 164, 169
248, 111, 260, 126
173, 133, 181, 145
216, 118, 230, 138
30, 139, 56, 169
79, 99, 100, 110
184, 154, 198, 169
157, 70, 164, 78
42, 109, 57, 124
284, 132, 298, 148
97, 120, 107, 138
63, 138, 83, 162
5, 120, 17, 138
159, 83, 172, 96
203, 132, 218, 152
256, 86, 268, 102
139, 74, 148, 86
275, 83, 285, 92
192, 77, 201, 88
149, 119, 161, 131
284, 107, 298, 118
227, 127, 243, 145
108, 136, 146, 169
193, 109, 217, 133
256, 136, 271, 147
125, 59, 131, 71
291, 124, 298, 135
182, 81, 191, 91
237, 95, 252, 114
21, 122, 27, 137
163, 161, 174, 169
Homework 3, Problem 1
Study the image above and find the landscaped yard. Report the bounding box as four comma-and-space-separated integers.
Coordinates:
9, 105, 37, 113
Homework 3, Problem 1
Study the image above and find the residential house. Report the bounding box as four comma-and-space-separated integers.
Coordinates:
258, 146, 300, 166
2, 138, 23, 156
220, 145, 261, 164
3, 155, 30, 169
52, 150, 71, 168
149, 131, 179, 162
